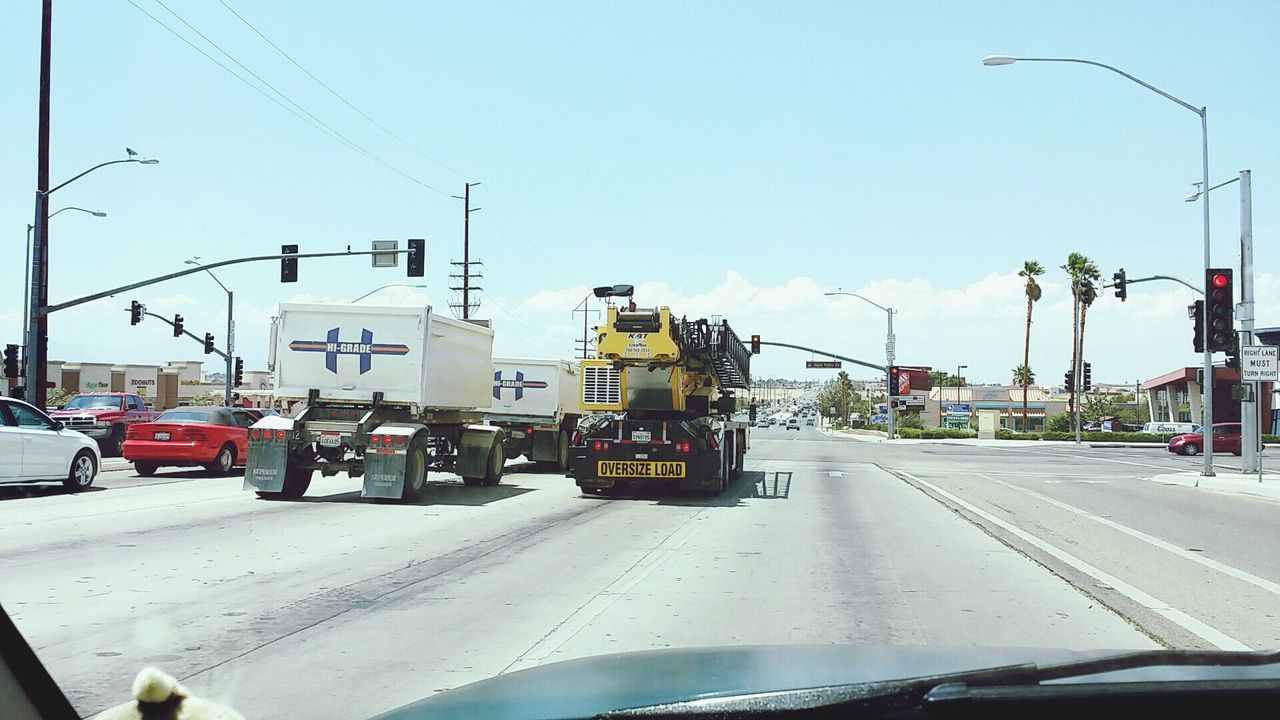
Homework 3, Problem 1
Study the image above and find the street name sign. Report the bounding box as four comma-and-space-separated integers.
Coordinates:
1240, 345, 1279, 381
806, 360, 842, 369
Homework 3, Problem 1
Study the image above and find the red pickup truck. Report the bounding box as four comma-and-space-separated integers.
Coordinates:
50, 392, 160, 457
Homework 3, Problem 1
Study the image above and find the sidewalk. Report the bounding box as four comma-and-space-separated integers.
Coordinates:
1148, 470, 1280, 502
817, 427, 1278, 451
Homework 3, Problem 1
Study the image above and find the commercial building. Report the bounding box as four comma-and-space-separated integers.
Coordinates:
921, 385, 1069, 432
4, 359, 273, 410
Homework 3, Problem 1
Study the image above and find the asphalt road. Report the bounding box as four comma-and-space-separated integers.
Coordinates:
8, 426, 1277, 717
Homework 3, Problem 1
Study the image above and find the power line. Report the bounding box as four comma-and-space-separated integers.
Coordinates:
131, 0, 447, 195
216, 0, 467, 182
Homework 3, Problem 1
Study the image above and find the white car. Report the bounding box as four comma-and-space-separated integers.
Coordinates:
0, 397, 100, 490
786, 418, 800, 430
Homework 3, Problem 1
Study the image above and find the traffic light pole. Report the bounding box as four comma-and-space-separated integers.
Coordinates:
225, 290, 233, 407
139, 310, 229, 360
1238, 170, 1259, 475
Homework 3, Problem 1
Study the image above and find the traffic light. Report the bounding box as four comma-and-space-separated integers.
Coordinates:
3, 344, 18, 379
1225, 330, 1241, 369
233, 357, 244, 387
407, 238, 425, 278
281, 244, 298, 283
749, 403, 758, 423
1064, 369, 1075, 393
1082, 362, 1092, 392
130, 300, 143, 325
1113, 268, 1127, 301
1191, 300, 1205, 353
173, 314, 184, 337
1205, 268, 1234, 352
750, 334, 761, 354
203, 332, 216, 354
888, 366, 901, 396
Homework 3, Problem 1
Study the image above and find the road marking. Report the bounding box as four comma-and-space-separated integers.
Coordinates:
980, 473, 1280, 598
895, 469, 1250, 651
1043, 479, 1110, 484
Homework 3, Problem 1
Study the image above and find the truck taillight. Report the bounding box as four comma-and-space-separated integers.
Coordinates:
250, 429, 259, 440
370, 435, 381, 444
592, 440, 603, 451
382, 435, 395, 445
676, 442, 691, 453
394, 435, 406, 446
275, 430, 285, 440
526, 425, 533, 437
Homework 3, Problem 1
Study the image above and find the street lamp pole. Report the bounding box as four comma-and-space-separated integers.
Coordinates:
350, 283, 428, 303
826, 291, 895, 440
24, 156, 157, 406
186, 259, 232, 406
22, 208, 106, 375
983, 54, 1215, 476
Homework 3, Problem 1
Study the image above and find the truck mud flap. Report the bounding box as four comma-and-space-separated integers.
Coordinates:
530, 428, 558, 462
362, 450, 407, 499
457, 426, 501, 478
245, 442, 288, 493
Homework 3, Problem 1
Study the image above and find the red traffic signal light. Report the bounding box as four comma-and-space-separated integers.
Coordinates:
750, 335, 761, 354
1211, 273, 1229, 288
888, 366, 901, 396
1204, 268, 1234, 352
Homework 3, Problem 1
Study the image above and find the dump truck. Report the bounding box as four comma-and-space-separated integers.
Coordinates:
569, 286, 750, 495
485, 357, 581, 471
244, 303, 505, 502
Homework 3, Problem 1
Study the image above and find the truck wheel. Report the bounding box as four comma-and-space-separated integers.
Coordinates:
401, 436, 429, 502
204, 444, 235, 476
63, 450, 97, 491
105, 425, 126, 457
555, 431, 570, 472
134, 461, 158, 477
482, 439, 504, 486
257, 460, 312, 499
730, 433, 745, 482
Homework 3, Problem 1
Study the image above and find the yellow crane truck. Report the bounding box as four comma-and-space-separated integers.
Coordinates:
569, 284, 750, 495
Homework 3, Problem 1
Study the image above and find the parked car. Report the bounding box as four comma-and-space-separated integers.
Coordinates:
1167, 423, 1242, 457
0, 397, 100, 490
48, 392, 160, 457
123, 406, 257, 476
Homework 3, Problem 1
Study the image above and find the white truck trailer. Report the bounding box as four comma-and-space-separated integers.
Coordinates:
244, 303, 505, 502
485, 357, 581, 471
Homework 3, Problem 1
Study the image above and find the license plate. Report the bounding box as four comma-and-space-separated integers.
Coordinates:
153, 431, 170, 441
509, 430, 525, 438
318, 433, 342, 447
597, 460, 685, 479
631, 430, 651, 442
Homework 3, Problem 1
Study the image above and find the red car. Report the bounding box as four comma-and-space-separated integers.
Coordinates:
123, 406, 257, 476
1167, 422, 1242, 456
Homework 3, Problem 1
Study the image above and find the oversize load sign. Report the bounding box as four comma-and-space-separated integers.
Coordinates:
597, 461, 686, 478
806, 360, 841, 369
1240, 345, 1279, 381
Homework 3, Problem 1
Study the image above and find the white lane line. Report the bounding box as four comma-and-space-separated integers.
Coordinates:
979, 473, 1280, 598
896, 469, 1250, 651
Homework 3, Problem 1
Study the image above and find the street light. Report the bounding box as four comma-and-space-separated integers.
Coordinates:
825, 290, 896, 440
25, 152, 158, 407
350, 283, 428, 303
185, 258, 234, 406
983, 54, 1215, 477
956, 364, 968, 413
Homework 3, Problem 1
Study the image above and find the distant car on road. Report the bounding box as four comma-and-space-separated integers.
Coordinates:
0, 397, 100, 490
123, 406, 258, 476
786, 418, 800, 431
1167, 422, 1241, 457
806, 418, 815, 426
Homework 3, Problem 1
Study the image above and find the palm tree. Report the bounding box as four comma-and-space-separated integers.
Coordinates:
1018, 260, 1045, 431
1013, 363, 1034, 425
1061, 252, 1089, 419
1076, 260, 1101, 402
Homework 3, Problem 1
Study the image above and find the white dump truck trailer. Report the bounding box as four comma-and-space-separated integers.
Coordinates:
244, 303, 505, 502
484, 357, 581, 471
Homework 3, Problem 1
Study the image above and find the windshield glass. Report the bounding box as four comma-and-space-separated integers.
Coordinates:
61, 395, 121, 410
2, 3, 1277, 719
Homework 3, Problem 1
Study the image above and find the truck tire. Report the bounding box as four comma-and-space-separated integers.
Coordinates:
729, 432, 745, 483
401, 436, 429, 502
482, 439, 504, 486
63, 450, 97, 491
104, 425, 126, 458
256, 460, 313, 500
537, 431, 570, 472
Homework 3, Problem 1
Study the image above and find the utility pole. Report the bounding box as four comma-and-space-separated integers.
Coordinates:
25, 0, 52, 407
573, 295, 595, 359
450, 182, 483, 319
1238, 169, 1259, 473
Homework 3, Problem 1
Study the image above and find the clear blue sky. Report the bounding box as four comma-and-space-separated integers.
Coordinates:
3, 1, 1278, 385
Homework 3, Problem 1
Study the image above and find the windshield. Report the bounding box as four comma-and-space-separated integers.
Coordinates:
61, 395, 121, 410
2, 3, 1277, 719
155, 411, 212, 423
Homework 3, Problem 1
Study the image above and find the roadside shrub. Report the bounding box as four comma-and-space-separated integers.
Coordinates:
1040, 431, 1165, 443
1263, 434, 1280, 444
897, 414, 924, 429
897, 428, 922, 438
995, 429, 1041, 440
1046, 413, 1072, 432
865, 423, 887, 432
